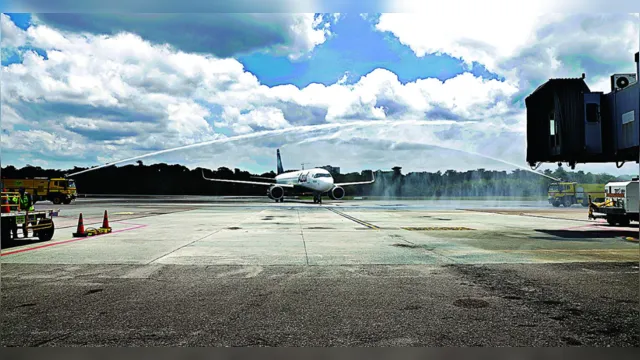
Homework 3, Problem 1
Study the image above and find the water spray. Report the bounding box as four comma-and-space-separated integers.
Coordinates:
65, 119, 466, 177
290, 136, 561, 182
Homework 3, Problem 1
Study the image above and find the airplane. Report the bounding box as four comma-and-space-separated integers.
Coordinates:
201, 149, 375, 203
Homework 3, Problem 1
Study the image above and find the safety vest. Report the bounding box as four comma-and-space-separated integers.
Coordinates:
11, 196, 19, 209
19, 194, 34, 211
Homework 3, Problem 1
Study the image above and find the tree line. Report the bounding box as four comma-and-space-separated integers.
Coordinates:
0, 162, 629, 198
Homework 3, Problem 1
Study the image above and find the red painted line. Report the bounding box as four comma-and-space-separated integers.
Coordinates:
1, 224, 147, 256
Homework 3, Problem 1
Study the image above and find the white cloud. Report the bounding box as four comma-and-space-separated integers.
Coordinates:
1, 103, 27, 131
375, 12, 639, 89
375, 11, 544, 73
217, 107, 292, 134
281, 14, 332, 60
1, 14, 27, 47
30, 13, 334, 61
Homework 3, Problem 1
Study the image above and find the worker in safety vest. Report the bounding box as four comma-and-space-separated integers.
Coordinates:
8, 194, 18, 238
17, 188, 34, 238
8, 192, 21, 238
17, 188, 33, 211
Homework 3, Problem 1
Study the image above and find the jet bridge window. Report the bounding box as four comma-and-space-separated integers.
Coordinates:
586, 103, 600, 123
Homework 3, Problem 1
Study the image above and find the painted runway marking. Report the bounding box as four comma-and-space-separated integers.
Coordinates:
326, 208, 380, 230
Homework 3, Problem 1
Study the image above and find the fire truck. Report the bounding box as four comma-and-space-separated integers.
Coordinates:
547, 182, 605, 207
1, 177, 77, 205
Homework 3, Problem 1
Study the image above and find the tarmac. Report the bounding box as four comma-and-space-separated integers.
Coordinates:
1, 197, 638, 346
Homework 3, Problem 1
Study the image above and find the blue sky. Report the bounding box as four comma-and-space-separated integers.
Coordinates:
1, 12, 638, 175
237, 14, 502, 88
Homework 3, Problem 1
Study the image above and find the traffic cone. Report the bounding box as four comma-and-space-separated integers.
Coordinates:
72, 213, 88, 237
100, 210, 112, 233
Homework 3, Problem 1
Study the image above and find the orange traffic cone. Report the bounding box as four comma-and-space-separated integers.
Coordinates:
100, 210, 112, 233
72, 213, 88, 237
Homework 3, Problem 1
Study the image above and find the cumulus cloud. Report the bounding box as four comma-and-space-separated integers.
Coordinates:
216, 107, 293, 134
1, 13, 27, 47
375, 12, 639, 96
31, 13, 333, 60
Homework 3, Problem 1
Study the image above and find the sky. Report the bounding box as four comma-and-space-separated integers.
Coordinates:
1, 12, 639, 176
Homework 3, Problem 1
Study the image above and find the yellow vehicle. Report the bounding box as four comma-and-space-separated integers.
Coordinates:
1, 177, 77, 205
548, 182, 604, 207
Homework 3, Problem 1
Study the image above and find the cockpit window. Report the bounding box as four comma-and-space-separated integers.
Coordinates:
313, 173, 332, 178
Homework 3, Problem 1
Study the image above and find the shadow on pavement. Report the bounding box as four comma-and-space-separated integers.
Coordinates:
534, 229, 639, 240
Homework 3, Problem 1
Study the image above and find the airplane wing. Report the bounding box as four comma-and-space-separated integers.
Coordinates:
202, 170, 294, 187
334, 172, 376, 186
250, 176, 277, 182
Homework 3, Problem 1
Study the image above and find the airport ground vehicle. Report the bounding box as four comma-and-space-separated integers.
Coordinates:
1, 177, 77, 205
1, 190, 57, 244
588, 178, 639, 226
548, 182, 605, 207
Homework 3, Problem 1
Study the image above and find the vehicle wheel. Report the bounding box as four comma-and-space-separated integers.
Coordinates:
52, 197, 62, 205
563, 198, 572, 207
618, 217, 630, 227
552, 201, 560, 207
606, 216, 617, 226
1, 223, 10, 244
35, 219, 54, 241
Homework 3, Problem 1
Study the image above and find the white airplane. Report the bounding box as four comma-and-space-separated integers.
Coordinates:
201, 149, 375, 203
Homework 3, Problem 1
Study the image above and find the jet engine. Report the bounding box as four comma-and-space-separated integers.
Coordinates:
328, 186, 345, 200
268, 185, 285, 200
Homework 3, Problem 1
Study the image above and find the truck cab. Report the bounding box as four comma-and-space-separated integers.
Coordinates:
548, 182, 576, 207
48, 178, 77, 204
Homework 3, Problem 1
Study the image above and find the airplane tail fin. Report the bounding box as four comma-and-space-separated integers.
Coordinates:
276, 149, 284, 175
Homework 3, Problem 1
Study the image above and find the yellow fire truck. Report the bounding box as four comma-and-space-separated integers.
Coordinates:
1, 177, 77, 205
548, 182, 605, 207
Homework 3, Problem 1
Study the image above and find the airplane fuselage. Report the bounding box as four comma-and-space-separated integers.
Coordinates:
275, 168, 335, 193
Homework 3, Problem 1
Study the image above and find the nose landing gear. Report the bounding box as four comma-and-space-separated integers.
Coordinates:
313, 193, 323, 204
